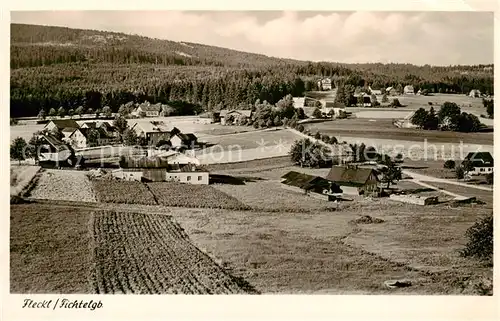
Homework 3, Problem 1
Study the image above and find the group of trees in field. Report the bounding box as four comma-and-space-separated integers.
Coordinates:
411, 102, 483, 132
222, 94, 308, 129
482, 98, 493, 119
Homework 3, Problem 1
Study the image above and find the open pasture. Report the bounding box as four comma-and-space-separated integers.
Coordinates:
10, 123, 44, 142
305, 118, 493, 145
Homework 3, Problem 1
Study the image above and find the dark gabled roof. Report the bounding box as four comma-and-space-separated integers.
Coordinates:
40, 134, 65, 148
138, 104, 162, 112
175, 133, 198, 144
82, 122, 97, 128
281, 171, 342, 193
119, 156, 169, 169
77, 127, 113, 139
220, 109, 252, 117
325, 166, 379, 187
463, 152, 493, 167
46, 119, 79, 129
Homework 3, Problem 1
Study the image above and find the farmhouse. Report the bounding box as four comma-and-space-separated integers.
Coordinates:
394, 111, 419, 129
404, 85, 415, 95
131, 121, 179, 146
317, 78, 332, 91
354, 94, 372, 107
65, 128, 87, 148
469, 89, 482, 98
385, 87, 399, 96
369, 86, 382, 95
155, 150, 201, 165
170, 133, 198, 149
281, 171, 342, 201
44, 119, 80, 132
134, 102, 162, 117
35, 134, 80, 168
219, 109, 252, 125
463, 151, 494, 175
114, 156, 209, 184
325, 166, 379, 196
292, 97, 305, 109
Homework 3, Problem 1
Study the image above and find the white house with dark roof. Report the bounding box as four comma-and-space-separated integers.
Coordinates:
133, 102, 162, 117
404, 85, 415, 95
219, 109, 252, 125
463, 152, 493, 175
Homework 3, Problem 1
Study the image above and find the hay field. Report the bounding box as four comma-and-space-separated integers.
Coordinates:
10, 165, 41, 196
29, 169, 97, 202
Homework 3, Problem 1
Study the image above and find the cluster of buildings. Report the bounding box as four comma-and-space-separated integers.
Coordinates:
44, 119, 118, 149
130, 101, 175, 117
281, 165, 380, 200
112, 153, 209, 185
129, 120, 198, 149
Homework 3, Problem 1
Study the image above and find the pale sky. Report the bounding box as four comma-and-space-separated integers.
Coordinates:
10, 11, 494, 66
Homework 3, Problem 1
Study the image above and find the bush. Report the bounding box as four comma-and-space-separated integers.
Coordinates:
443, 160, 456, 169
297, 125, 305, 132
485, 173, 493, 185
460, 214, 493, 265
314, 131, 321, 140
455, 165, 465, 180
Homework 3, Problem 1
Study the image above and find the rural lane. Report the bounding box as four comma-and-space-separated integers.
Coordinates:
402, 170, 493, 192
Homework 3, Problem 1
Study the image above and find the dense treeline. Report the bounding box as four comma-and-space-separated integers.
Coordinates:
10, 23, 494, 118
10, 64, 307, 117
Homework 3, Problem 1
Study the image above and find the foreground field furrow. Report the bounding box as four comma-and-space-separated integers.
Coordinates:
91, 210, 250, 294
148, 182, 249, 210
91, 180, 157, 205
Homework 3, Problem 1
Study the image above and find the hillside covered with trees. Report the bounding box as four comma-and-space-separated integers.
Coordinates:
10, 23, 494, 118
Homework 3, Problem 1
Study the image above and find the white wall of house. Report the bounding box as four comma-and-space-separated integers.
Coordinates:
166, 172, 209, 184
170, 135, 183, 148
165, 153, 201, 165
44, 122, 58, 132
339, 185, 359, 196
113, 169, 143, 181
469, 167, 493, 175
68, 130, 88, 148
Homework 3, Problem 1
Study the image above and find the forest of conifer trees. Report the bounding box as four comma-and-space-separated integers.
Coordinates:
10, 24, 494, 118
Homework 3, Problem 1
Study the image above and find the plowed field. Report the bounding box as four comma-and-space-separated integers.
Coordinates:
91, 210, 251, 294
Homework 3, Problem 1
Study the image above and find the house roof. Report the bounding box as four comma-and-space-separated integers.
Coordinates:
40, 134, 66, 149
281, 171, 342, 192
131, 121, 174, 134
76, 127, 113, 139
464, 152, 493, 167
45, 119, 80, 130
325, 166, 379, 187
62, 127, 77, 133
138, 103, 162, 112
82, 122, 97, 128
120, 156, 170, 169
386, 87, 394, 92
220, 109, 252, 118
404, 85, 414, 91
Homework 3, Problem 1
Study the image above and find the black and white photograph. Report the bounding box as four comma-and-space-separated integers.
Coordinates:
7, 8, 495, 302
